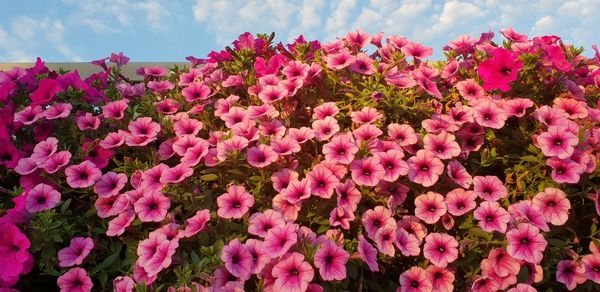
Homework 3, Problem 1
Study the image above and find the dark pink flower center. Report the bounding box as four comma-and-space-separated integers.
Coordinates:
553, 139, 562, 146
37, 196, 47, 204
291, 268, 299, 276
547, 201, 556, 207
438, 246, 445, 252
411, 280, 420, 288
520, 237, 530, 245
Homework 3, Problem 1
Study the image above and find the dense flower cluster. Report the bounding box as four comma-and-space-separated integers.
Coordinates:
1, 28, 600, 291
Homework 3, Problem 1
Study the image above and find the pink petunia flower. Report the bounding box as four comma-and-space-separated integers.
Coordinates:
307, 165, 339, 199
280, 178, 311, 204
263, 223, 298, 258
362, 206, 396, 239
546, 157, 583, 184
473, 175, 507, 201
326, 50, 355, 70
58, 237, 94, 267
134, 191, 170, 222
312, 116, 340, 141
350, 156, 386, 187
43, 103, 72, 120
113, 276, 134, 292
506, 223, 547, 264
160, 163, 194, 184
25, 183, 61, 213
473, 201, 511, 233
217, 185, 255, 219
387, 124, 419, 147
322, 133, 358, 164
399, 266, 432, 292
182, 209, 210, 238
0, 222, 31, 282
582, 253, 600, 284
350, 53, 376, 75
57, 267, 93, 292
374, 225, 397, 256
30, 137, 58, 162
245, 239, 270, 275
102, 99, 129, 120
336, 180, 361, 211
182, 82, 211, 102
357, 234, 379, 272
423, 233, 458, 267
106, 211, 135, 237
94, 172, 127, 198
329, 205, 355, 230
407, 150, 444, 187
41, 150, 72, 173
312, 102, 339, 120
313, 239, 349, 281
532, 187, 570, 226
456, 79, 485, 101
536, 126, 579, 159
395, 228, 420, 257
272, 252, 314, 292
248, 209, 285, 238
99, 130, 128, 149
487, 247, 520, 278
446, 160, 473, 188
423, 132, 461, 160
76, 112, 101, 131
414, 192, 447, 225
271, 168, 299, 192
221, 239, 253, 280
375, 150, 409, 182
247, 144, 278, 168
65, 161, 102, 188
426, 266, 455, 292
473, 100, 508, 129
504, 98, 534, 117
477, 47, 523, 92
445, 188, 477, 216
556, 260, 586, 290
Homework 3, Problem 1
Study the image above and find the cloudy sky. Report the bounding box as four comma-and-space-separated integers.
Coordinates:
0, 0, 597, 62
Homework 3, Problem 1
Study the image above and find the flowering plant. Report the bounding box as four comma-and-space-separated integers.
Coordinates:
1, 28, 600, 291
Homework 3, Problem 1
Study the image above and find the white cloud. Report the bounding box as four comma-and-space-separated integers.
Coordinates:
423, 1, 485, 40
531, 15, 559, 36
0, 16, 81, 62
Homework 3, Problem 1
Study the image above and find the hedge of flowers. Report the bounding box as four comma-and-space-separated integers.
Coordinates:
1, 28, 600, 291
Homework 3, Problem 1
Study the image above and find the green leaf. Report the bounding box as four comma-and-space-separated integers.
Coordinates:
91, 252, 120, 275
200, 174, 219, 181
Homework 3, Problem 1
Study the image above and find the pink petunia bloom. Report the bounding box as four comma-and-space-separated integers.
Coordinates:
24, 183, 61, 213
471, 276, 500, 292
387, 124, 418, 147
375, 150, 409, 182
136, 233, 179, 277
446, 160, 473, 188
106, 211, 135, 237
76, 112, 101, 131
140, 163, 169, 191
353, 123, 383, 143
271, 168, 298, 192
399, 267, 432, 292
473, 100, 508, 129
510, 200, 550, 232
351, 107, 383, 125
504, 98, 534, 117
474, 201, 511, 233
44, 102, 72, 120
312, 102, 339, 120
407, 150, 444, 187
423, 233, 458, 267
374, 225, 397, 256
0, 222, 31, 282
536, 126, 579, 159
134, 191, 170, 222
487, 248, 520, 278
182, 209, 210, 238
272, 252, 314, 292
248, 209, 285, 238
546, 157, 583, 184
426, 266, 454, 292
582, 253, 600, 284
31, 137, 58, 162
270, 137, 301, 156
312, 116, 340, 141
221, 239, 253, 280
556, 260, 586, 290
41, 150, 72, 173
58, 237, 94, 267
445, 188, 477, 216
506, 223, 547, 264
160, 163, 194, 184
258, 84, 288, 104
245, 239, 270, 275
473, 175, 507, 201
182, 82, 211, 102
326, 50, 355, 70
94, 172, 127, 198
313, 239, 349, 281
57, 267, 93, 292
263, 223, 298, 258
329, 205, 355, 230
128, 117, 161, 138
102, 99, 129, 120
322, 133, 358, 164
477, 47, 523, 92
395, 228, 420, 257
284, 126, 314, 144
65, 161, 102, 188
99, 130, 128, 149
350, 156, 385, 187
280, 178, 311, 204
113, 276, 134, 292
532, 187, 570, 226
336, 180, 361, 211
14, 105, 43, 125
423, 131, 461, 160
351, 53, 376, 75
247, 144, 278, 168
217, 185, 255, 219
357, 234, 379, 272
362, 206, 396, 239
402, 41, 433, 59
307, 165, 339, 199
173, 117, 203, 136
456, 79, 485, 101
414, 192, 447, 225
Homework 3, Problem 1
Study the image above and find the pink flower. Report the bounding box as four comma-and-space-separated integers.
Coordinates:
504, 98, 534, 117
374, 226, 397, 256
41, 151, 72, 173
76, 112, 101, 131
399, 266, 432, 292
395, 228, 420, 257
182, 209, 210, 238
375, 150, 409, 182
336, 180, 361, 211
556, 260, 586, 290
94, 172, 127, 198
24, 183, 61, 213
65, 161, 102, 188
58, 237, 94, 267
487, 248, 520, 277
425, 266, 454, 292
537, 126, 579, 159
351, 53, 376, 75
247, 144, 278, 168
100, 130, 128, 149
477, 48, 523, 92
31, 137, 58, 162
473, 100, 508, 129
326, 50, 355, 70
312, 116, 340, 141
182, 82, 211, 102
547, 157, 583, 184
106, 211, 135, 237
272, 252, 314, 292
506, 223, 547, 264
0, 223, 31, 283
217, 185, 254, 219
307, 165, 338, 199
258, 84, 288, 104
423, 132, 461, 160
140, 163, 169, 191
414, 192, 447, 225
350, 156, 385, 187
357, 235, 379, 272
136, 233, 179, 277
456, 79, 485, 101
445, 188, 477, 216
280, 178, 311, 204
473, 175, 507, 201
329, 205, 355, 230
423, 233, 458, 267
362, 206, 396, 239
102, 99, 129, 120
474, 201, 510, 233
14, 105, 43, 125
387, 124, 418, 146
160, 163, 194, 184
271, 168, 298, 192
221, 239, 253, 280
263, 223, 298, 258
313, 102, 339, 120
510, 201, 549, 232
532, 187, 570, 226
246, 239, 270, 275
57, 267, 93, 292
43, 102, 72, 120
402, 41, 433, 59
113, 276, 134, 292
582, 253, 600, 284
134, 191, 170, 222
248, 209, 285, 238
313, 240, 349, 281
128, 117, 161, 138
407, 150, 444, 187
322, 133, 358, 164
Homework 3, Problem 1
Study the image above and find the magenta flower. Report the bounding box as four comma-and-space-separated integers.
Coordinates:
245, 239, 270, 275
65, 161, 102, 188
407, 150, 444, 187
357, 235, 379, 272
270, 137, 301, 156
374, 226, 397, 256
322, 133, 358, 164
100, 130, 127, 149
307, 165, 339, 199
94, 172, 127, 198
160, 163, 194, 184
532, 187, 571, 226
112, 276, 134, 292
505, 98, 534, 117
76, 112, 101, 131
351, 107, 383, 124
31, 137, 58, 162
582, 254, 600, 284
140, 163, 169, 191
426, 266, 455, 292
58, 237, 94, 267
423, 233, 458, 267
136, 233, 179, 277
102, 99, 129, 120
537, 126, 579, 159
473, 175, 507, 201
402, 41, 433, 59
25, 183, 61, 213
313, 239, 349, 281
247, 144, 278, 168
326, 50, 355, 70
445, 188, 477, 216
312, 116, 340, 141
423, 131, 461, 160
248, 209, 285, 238
477, 47, 523, 92
547, 157, 584, 184
134, 191, 170, 222
128, 117, 161, 138
473, 100, 508, 129
263, 223, 298, 258
182, 209, 210, 238
41, 150, 72, 174
362, 206, 396, 239
14, 105, 43, 125
556, 260, 586, 290
395, 228, 420, 257
43, 102, 72, 120
329, 206, 355, 230
456, 79, 485, 101
217, 185, 255, 219
510, 201, 549, 232
387, 123, 418, 146
258, 84, 288, 104
221, 239, 253, 280
336, 180, 361, 211
313, 102, 339, 120
0, 223, 31, 283
106, 211, 135, 237
271, 168, 299, 192
487, 248, 520, 278
182, 82, 211, 102
57, 267, 93, 292
414, 192, 447, 225
351, 53, 376, 75
280, 178, 311, 204
272, 252, 314, 292
399, 266, 432, 292
506, 223, 547, 264
474, 201, 511, 233
375, 150, 409, 182
350, 156, 385, 187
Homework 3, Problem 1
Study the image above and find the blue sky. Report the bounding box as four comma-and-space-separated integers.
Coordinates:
0, 0, 597, 62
